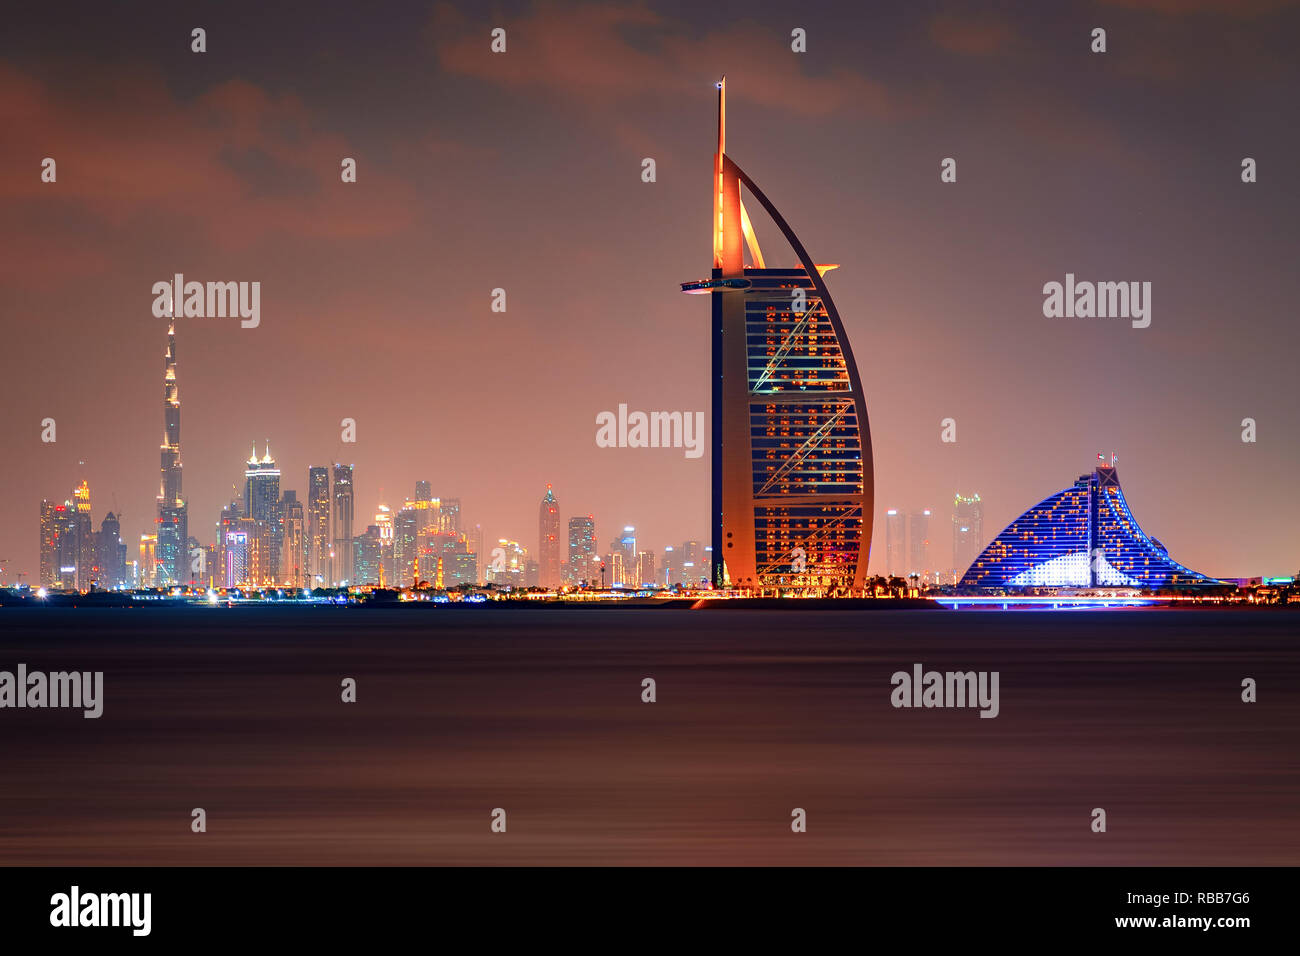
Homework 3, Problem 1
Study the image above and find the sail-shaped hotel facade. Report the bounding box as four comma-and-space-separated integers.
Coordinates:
682, 80, 873, 594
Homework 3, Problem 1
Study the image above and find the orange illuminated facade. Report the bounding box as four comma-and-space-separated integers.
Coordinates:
683, 79, 874, 593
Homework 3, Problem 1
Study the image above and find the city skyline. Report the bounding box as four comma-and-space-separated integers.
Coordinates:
15, 261, 1294, 587
16, 310, 727, 590
27, 314, 724, 591
3, 0, 1300, 919
2, 0, 1297, 583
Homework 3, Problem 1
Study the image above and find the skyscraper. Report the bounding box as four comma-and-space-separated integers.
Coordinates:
681, 541, 702, 587
97, 512, 126, 590
660, 544, 678, 587
393, 506, 419, 587
45, 501, 77, 590
354, 525, 384, 586
952, 493, 983, 578
908, 509, 932, 581
635, 550, 656, 588
374, 504, 393, 543
469, 523, 484, 584
680, 539, 703, 586
281, 490, 305, 588
538, 485, 561, 589
200, 544, 218, 589
138, 533, 157, 588
406, 493, 440, 535
885, 510, 905, 577
156, 320, 188, 585
439, 540, 477, 588
681, 79, 873, 593
415, 521, 452, 587
238, 516, 272, 586
38, 500, 58, 589
568, 515, 596, 585
214, 497, 241, 587
223, 526, 250, 588
373, 504, 394, 582
73, 480, 94, 589
607, 551, 625, 588
244, 445, 281, 522
612, 526, 636, 575
307, 466, 330, 587
395, 493, 440, 585
486, 539, 526, 588
38, 502, 61, 590
332, 463, 354, 585
441, 498, 461, 537
244, 444, 282, 583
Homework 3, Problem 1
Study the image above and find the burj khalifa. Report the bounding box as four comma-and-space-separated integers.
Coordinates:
156, 319, 188, 585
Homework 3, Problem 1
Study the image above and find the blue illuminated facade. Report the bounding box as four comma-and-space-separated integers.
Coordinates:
960, 464, 1219, 591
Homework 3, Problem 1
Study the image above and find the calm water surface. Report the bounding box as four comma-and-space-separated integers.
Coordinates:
0, 606, 1296, 865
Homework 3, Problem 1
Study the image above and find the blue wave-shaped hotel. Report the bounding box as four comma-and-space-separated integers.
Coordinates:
959, 459, 1220, 591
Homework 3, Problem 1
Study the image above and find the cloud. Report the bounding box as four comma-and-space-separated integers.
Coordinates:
1100, 0, 1297, 14
430, 0, 897, 119
929, 14, 1019, 56
0, 61, 419, 264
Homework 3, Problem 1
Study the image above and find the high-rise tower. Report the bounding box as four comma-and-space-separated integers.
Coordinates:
244, 443, 282, 582
567, 515, 595, 585
277, 491, 305, 589
39, 500, 59, 589
441, 498, 461, 537
97, 512, 126, 590
244, 445, 281, 524
156, 320, 188, 585
885, 510, 905, 578
909, 509, 932, 581
538, 485, 561, 589
73, 479, 95, 589
332, 463, 354, 585
952, 493, 983, 578
682, 79, 873, 593
307, 466, 331, 587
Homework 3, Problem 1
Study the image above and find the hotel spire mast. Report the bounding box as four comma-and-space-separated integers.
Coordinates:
713, 76, 725, 269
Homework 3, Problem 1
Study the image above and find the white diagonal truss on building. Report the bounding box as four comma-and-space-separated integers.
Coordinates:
752, 400, 850, 498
